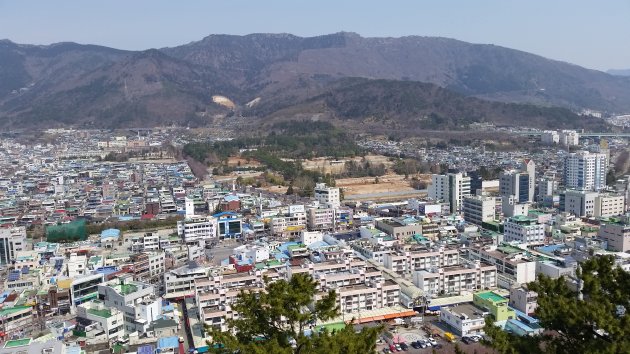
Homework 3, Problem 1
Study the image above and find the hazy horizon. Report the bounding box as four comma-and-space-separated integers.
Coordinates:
1, 0, 629, 71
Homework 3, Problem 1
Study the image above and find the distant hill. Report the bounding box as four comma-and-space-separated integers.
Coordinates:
253, 78, 610, 131
608, 69, 630, 77
0, 33, 628, 129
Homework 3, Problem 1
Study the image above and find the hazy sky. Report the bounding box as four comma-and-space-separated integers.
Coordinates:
1, 0, 628, 71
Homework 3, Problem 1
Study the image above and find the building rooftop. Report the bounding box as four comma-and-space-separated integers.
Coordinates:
3, 338, 32, 348
476, 291, 507, 303
87, 308, 112, 318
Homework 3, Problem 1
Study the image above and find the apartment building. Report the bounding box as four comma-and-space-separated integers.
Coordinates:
0, 226, 26, 265
428, 173, 471, 213
70, 273, 106, 310
314, 183, 341, 208
598, 219, 630, 252
462, 195, 496, 225
509, 286, 538, 315
130, 232, 160, 252
563, 151, 608, 191
503, 215, 545, 244
375, 217, 423, 239
270, 211, 307, 237
383, 247, 460, 274
163, 262, 208, 299
307, 207, 336, 231
465, 245, 536, 288
76, 300, 124, 341
412, 260, 497, 296
177, 216, 217, 246
97, 276, 161, 334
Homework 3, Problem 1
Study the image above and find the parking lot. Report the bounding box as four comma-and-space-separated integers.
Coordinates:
375, 318, 497, 354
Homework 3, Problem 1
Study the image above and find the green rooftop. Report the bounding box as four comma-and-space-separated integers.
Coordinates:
118, 283, 138, 295
497, 244, 523, 254
476, 291, 507, 303
88, 308, 112, 318
0, 306, 32, 317
4, 338, 31, 348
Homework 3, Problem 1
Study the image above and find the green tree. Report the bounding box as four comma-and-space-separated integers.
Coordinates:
483, 255, 630, 354
207, 273, 382, 354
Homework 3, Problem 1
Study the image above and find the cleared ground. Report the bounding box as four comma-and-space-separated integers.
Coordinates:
301, 155, 394, 174
337, 174, 430, 197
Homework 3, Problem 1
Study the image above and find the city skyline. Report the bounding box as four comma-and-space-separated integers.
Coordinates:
1, 0, 629, 71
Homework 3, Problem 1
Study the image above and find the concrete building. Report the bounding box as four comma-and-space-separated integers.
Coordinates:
541, 131, 559, 145
462, 195, 496, 225
76, 300, 124, 341
563, 151, 608, 191
375, 217, 423, 239
412, 261, 497, 296
503, 216, 545, 244
177, 216, 217, 246
499, 160, 535, 203
306, 207, 336, 231
66, 253, 88, 278
428, 173, 471, 213
598, 219, 630, 252
502, 195, 529, 217
314, 183, 341, 208
473, 291, 516, 322
439, 303, 486, 336
559, 130, 580, 146
595, 194, 625, 218
509, 286, 538, 316
383, 247, 460, 274
70, 274, 106, 310
465, 245, 537, 288
0, 227, 25, 265
560, 190, 598, 217
163, 262, 208, 299
97, 275, 161, 334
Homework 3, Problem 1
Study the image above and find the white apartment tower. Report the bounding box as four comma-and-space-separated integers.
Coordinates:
563, 151, 608, 191
428, 173, 471, 213
314, 183, 341, 208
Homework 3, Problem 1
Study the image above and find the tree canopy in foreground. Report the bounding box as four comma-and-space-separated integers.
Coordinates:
206, 273, 382, 354
483, 255, 630, 354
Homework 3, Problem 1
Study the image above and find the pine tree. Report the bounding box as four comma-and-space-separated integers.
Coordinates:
206, 273, 382, 354
483, 255, 630, 354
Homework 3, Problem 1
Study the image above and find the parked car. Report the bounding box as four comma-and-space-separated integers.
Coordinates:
389, 344, 398, 352
399, 342, 409, 351
394, 343, 402, 352
428, 338, 438, 346
462, 336, 474, 344
382, 348, 392, 354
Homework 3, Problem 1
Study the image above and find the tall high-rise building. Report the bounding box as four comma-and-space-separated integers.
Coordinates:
499, 159, 535, 204
428, 173, 471, 213
563, 151, 608, 191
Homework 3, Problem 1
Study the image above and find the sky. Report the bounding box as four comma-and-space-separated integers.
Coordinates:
0, 0, 628, 71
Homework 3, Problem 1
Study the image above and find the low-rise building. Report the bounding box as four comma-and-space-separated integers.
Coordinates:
503, 216, 545, 244
76, 300, 124, 341
598, 218, 630, 252
412, 261, 497, 296
97, 275, 161, 334
465, 245, 536, 288
509, 286, 538, 316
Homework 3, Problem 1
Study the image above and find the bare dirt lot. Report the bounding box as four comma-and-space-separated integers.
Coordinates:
337, 174, 430, 197
226, 156, 262, 168
301, 155, 395, 174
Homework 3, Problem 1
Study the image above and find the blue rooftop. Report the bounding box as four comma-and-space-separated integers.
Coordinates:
157, 336, 179, 349
224, 195, 240, 202
213, 211, 239, 219
137, 345, 155, 354
100, 228, 121, 239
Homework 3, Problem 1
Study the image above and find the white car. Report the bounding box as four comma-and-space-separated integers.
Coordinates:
428, 338, 438, 346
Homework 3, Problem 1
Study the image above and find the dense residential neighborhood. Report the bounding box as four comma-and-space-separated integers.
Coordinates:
0, 126, 628, 353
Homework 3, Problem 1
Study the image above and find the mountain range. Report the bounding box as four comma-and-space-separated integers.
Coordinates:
0, 32, 628, 129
